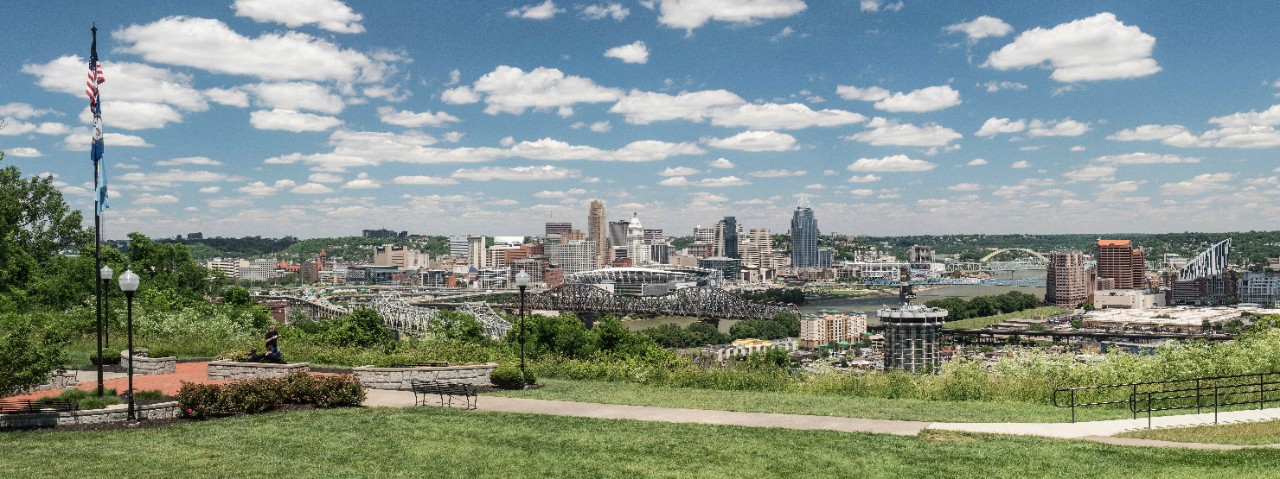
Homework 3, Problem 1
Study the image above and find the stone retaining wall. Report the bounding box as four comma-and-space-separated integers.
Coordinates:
25, 371, 78, 393
206, 361, 310, 380
0, 401, 180, 429
120, 349, 177, 376
352, 363, 498, 390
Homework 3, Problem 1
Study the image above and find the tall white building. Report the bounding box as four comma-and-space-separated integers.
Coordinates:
239, 258, 280, 281
626, 213, 651, 265
547, 239, 597, 274
467, 234, 487, 269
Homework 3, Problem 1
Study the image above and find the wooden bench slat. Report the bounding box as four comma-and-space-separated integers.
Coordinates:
410, 380, 477, 410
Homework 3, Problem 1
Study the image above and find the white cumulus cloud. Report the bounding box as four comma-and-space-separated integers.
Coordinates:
604, 41, 649, 64
508, 0, 562, 20
656, 0, 806, 32
847, 155, 936, 172
249, 109, 343, 132
984, 12, 1161, 82
944, 16, 1013, 41
233, 0, 365, 33
443, 66, 621, 115
703, 130, 798, 152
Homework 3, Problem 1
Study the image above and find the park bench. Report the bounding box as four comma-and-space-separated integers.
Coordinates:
410, 380, 477, 410
0, 398, 76, 415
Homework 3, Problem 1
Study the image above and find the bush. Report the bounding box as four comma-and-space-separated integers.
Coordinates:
134, 389, 165, 400
147, 347, 178, 358
89, 353, 121, 366
490, 364, 526, 390
178, 373, 365, 419
177, 382, 222, 419
523, 368, 537, 386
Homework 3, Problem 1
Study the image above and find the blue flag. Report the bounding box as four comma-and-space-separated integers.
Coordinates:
96, 158, 109, 214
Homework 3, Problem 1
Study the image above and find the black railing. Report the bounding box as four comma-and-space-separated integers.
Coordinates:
1053, 371, 1280, 425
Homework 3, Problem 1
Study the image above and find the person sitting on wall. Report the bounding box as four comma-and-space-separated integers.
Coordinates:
263, 325, 283, 363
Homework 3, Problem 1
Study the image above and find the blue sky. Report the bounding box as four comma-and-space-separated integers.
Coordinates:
3, 0, 1280, 240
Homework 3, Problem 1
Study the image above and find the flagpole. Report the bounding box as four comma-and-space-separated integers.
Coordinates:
90, 24, 105, 397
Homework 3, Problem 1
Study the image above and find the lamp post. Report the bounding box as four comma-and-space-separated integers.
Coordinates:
100, 266, 113, 349
118, 269, 139, 423
515, 270, 530, 381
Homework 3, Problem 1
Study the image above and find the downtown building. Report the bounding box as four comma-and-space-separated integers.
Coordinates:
790, 203, 820, 270
1045, 251, 1092, 309
588, 200, 608, 269
799, 312, 868, 348
1095, 239, 1146, 290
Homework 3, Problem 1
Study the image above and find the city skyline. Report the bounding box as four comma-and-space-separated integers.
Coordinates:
3, 1, 1280, 239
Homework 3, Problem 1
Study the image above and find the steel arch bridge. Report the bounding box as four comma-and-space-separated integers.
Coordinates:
371, 292, 512, 339
524, 284, 797, 320
979, 248, 1048, 263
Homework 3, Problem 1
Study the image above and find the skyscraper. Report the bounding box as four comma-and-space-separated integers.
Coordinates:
789, 201, 819, 269
1096, 239, 1145, 290
545, 222, 572, 238
1046, 251, 1090, 308
588, 200, 607, 269
467, 234, 487, 269
714, 216, 739, 259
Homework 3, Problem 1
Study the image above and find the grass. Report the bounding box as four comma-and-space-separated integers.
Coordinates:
944, 306, 1066, 330
1117, 419, 1280, 446
489, 378, 1134, 423
3, 407, 1279, 478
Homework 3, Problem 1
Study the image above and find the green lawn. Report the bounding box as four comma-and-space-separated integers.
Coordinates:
2, 407, 1277, 478
1117, 419, 1280, 446
489, 378, 1133, 423
944, 306, 1066, 330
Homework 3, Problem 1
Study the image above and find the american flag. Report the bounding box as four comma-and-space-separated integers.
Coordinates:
88, 25, 107, 212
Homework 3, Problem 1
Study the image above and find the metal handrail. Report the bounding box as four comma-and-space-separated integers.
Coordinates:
1053, 371, 1280, 423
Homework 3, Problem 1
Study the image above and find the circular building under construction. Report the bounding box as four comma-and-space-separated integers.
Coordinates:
878, 304, 949, 373
879, 265, 948, 373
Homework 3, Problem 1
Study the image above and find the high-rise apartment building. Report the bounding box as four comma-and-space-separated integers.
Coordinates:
1045, 251, 1091, 308
448, 235, 468, 256
467, 234, 487, 269
1096, 239, 1145, 290
546, 240, 596, 274
545, 222, 572, 238
790, 203, 819, 269
588, 200, 608, 269
713, 216, 740, 259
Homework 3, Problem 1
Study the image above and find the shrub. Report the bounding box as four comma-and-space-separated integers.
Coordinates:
177, 382, 223, 419
490, 364, 526, 390
76, 395, 121, 410
523, 368, 537, 386
147, 347, 177, 358
178, 374, 365, 419
89, 353, 121, 365
311, 375, 366, 408
134, 389, 165, 400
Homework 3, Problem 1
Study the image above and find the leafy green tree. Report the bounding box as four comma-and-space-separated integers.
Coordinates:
317, 308, 396, 349
686, 321, 730, 346
222, 286, 253, 307
0, 312, 70, 394
125, 232, 210, 303
0, 153, 89, 311
523, 313, 597, 359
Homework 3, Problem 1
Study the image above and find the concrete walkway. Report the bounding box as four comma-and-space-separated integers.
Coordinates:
364, 388, 1280, 448
28, 366, 1280, 449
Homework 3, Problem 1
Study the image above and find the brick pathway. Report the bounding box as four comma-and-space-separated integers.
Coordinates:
7, 362, 233, 401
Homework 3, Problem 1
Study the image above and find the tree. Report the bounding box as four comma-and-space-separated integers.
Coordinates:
317, 308, 395, 349
0, 153, 89, 310
0, 312, 70, 394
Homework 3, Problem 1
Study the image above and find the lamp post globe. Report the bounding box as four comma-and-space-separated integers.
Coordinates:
118, 269, 139, 423
515, 270, 530, 382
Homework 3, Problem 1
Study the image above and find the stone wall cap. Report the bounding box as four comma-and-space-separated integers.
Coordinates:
209, 361, 310, 368
352, 362, 498, 372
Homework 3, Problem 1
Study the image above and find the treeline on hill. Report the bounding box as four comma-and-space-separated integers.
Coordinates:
156, 235, 452, 262
739, 288, 805, 305
641, 314, 800, 349
924, 291, 1043, 321
862, 232, 1279, 268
